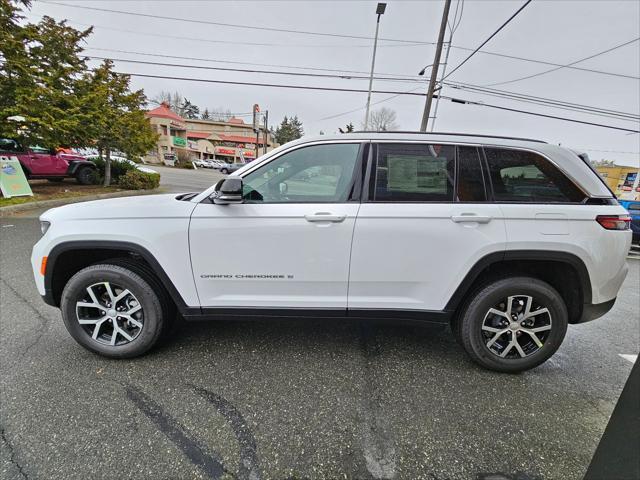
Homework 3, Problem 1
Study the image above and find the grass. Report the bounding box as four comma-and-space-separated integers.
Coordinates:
0, 180, 124, 207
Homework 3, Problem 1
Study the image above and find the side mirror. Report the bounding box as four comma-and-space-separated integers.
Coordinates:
212, 177, 243, 205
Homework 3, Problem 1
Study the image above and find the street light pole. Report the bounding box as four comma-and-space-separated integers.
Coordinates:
364, 3, 387, 131
419, 0, 452, 132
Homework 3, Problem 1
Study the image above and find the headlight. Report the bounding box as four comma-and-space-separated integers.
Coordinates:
40, 221, 51, 235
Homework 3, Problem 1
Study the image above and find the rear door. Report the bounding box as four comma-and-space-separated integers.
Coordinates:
190, 142, 365, 311
348, 142, 507, 314
26, 146, 57, 175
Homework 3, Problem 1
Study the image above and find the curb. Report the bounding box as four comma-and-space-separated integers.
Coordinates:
0, 189, 159, 216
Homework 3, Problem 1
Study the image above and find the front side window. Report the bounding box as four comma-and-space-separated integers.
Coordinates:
371, 143, 455, 202
242, 143, 360, 203
484, 148, 585, 203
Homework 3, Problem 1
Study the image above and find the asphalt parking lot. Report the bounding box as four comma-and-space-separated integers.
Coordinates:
1, 194, 638, 479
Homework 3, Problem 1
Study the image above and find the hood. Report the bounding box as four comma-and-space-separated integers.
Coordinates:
41, 193, 197, 222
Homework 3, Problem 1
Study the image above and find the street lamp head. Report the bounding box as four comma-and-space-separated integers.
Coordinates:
376, 3, 387, 15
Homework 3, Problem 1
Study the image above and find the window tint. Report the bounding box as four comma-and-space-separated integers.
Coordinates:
456, 146, 486, 202
242, 143, 359, 203
372, 143, 454, 202
484, 148, 585, 203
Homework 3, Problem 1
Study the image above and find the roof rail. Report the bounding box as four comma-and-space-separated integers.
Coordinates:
352, 130, 547, 144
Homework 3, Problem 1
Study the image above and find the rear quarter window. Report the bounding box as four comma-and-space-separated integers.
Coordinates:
484, 147, 586, 203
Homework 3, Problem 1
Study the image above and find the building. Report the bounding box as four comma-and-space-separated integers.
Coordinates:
145, 102, 278, 164
595, 164, 640, 200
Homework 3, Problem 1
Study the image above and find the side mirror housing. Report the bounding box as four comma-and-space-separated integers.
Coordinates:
212, 177, 243, 205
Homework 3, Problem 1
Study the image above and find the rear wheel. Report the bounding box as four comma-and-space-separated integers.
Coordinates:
75, 166, 94, 185
60, 263, 169, 358
220, 168, 229, 174
456, 277, 568, 373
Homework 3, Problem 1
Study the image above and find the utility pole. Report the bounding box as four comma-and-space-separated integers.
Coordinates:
263, 110, 268, 156
420, 0, 452, 132
364, 3, 387, 130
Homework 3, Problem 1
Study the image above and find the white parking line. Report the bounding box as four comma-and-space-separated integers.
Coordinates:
618, 354, 638, 363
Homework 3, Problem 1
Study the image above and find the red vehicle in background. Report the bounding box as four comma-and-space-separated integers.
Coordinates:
0, 138, 96, 184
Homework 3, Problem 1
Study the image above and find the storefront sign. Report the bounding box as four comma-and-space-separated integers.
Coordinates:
215, 147, 236, 156
172, 136, 187, 147
243, 150, 255, 158
0, 155, 33, 197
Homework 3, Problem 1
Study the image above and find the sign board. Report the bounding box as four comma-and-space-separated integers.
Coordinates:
0, 155, 33, 198
215, 147, 236, 156
172, 136, 187, 147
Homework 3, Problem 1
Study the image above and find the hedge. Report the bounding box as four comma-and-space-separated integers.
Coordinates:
118, 170, 160, 190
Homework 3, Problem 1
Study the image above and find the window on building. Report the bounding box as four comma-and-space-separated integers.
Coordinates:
484, 148, 586, 203
371, 143, 455, 202
242, 143, 360, 203
456, 146, 486, 202
161, 125, 168, 136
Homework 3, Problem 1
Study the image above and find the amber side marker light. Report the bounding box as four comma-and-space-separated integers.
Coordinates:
40, 256, 48, 276
596, 215, 631, 231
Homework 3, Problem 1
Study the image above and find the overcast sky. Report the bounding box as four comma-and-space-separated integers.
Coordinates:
26, 0, 640, 166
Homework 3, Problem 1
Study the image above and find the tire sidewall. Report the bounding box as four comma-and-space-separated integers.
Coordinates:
76, 166, 94, 185
60, 265, 164, 358
460, 277, 568, 373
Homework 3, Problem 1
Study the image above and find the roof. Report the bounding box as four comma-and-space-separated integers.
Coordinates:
146, 102, 184, 122
186, 131, 212, 139
353, 130, 546, 144
228, 117, 245, 124
219, 134, 263, 145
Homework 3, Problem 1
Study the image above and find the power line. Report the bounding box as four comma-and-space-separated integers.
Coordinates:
116, 70, 640, 133
443, 82, 640, 121
29, 9, 638, 80
484, 37, 640, 87
87, 56, 427, 84
84, 47, 419, 79
443, 96, 640, 133
443, 0, 533, 81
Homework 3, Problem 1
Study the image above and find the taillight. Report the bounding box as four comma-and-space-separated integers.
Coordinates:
596, 215, 631, 230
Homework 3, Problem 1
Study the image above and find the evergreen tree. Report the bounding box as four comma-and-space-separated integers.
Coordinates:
180, 98, 199, 119
273, 115, 304, 144
201, 108, 211, 120
338, 122, 355, 134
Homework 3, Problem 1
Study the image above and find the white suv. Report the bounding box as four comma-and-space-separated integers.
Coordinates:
31, 132, 631, 372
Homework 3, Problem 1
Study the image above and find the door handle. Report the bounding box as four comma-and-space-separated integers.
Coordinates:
304, 212, 346, 223
451, 214, 492, 224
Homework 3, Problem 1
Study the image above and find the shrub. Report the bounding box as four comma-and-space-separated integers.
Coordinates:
118, 170, 160, 190
90, 157, 136, 184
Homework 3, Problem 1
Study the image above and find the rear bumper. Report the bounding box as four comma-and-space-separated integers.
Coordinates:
575, 298, 616, 324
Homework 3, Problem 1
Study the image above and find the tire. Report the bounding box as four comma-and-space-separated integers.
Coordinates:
60, 263, 169, 358
221, 168, 229, 174
75, 166, 94, 185
456, 276, 568, 373
47, 178, 64, 183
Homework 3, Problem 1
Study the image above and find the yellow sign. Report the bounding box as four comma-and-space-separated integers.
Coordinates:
0, 155, 33, 198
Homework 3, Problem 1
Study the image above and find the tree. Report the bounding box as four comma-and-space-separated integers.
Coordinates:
365, 107, 399, 131
84, 60, 157, 186
210, 107, 233, 122
201, 108, 211, 120
180, 98, 199, 119
590, 159, 615, 167
1, 3, 94, 148
273, 115, 304, 144
338, 122, 355, 134
151, 90, 184, 115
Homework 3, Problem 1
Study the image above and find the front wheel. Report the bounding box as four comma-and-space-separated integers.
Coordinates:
60, 264, 168, 358
220, 168, 229, 174
75, 166, 95, 185
456, 277, 568, 373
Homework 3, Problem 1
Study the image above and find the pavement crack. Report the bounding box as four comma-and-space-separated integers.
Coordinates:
1, 427, 28, 480
0, 277, 52, 358
357, 323, 397, 480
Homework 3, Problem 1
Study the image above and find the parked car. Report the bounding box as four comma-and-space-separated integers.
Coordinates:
213, 161, 245, 174
32, 132, 631, 372
85, 155, 158, 175
620, 200, 640, 244
1, 138, 96, 184
192, 159, 213, 169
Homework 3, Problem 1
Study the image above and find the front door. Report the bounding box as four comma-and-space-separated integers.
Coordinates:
190, 142, 364, 311
348, 143, 507, 313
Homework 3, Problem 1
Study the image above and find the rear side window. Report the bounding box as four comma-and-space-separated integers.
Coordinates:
372, 143, 454, 202
484, 148, 585, 203
456, 146, 486, 202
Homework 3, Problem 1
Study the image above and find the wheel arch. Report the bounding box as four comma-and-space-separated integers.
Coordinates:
446, 250, 592, 324
66, 160, 96, 175
44, 241, 192, 314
